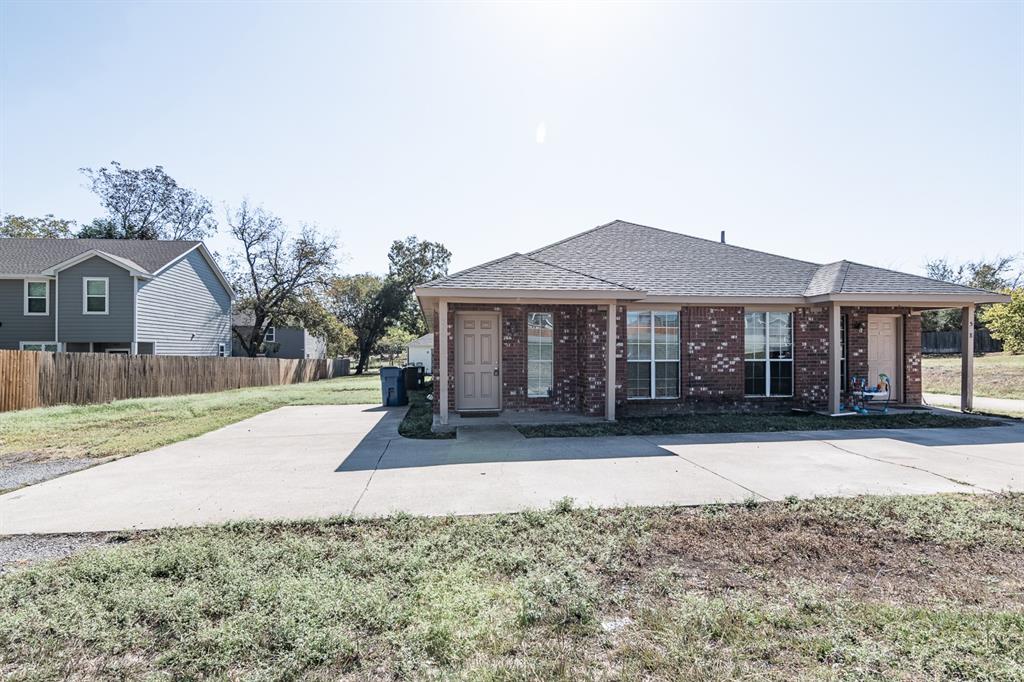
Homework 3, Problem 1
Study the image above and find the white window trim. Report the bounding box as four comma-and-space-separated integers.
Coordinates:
744, 311, 794, 398
24, 279, 50, 316
19, 341, 61, 352
626, 309, 680, 400
218, 342, 228, 357
83, 277, 110, 315
265, 326, 276, 342
527, 312, 554, 398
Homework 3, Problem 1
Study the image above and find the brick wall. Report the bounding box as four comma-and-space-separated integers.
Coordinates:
431, 301, 924, 416
432, 302, 609, 416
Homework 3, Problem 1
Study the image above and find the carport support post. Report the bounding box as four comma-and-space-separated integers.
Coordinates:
828, 302, 841, 414
439, 299, 449, 425
961, 304, 974, 412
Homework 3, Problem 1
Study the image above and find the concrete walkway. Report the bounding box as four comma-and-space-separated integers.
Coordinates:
925, 393, 1024, 415
1, 405, 1022, 534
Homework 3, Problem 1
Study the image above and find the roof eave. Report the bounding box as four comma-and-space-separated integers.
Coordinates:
806, 292, 1012, 305
415, 286, 646, 301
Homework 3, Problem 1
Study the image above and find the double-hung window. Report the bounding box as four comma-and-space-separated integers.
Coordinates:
265, 326, 276, 342
83, 277, 108, 314
840, 314, 848, 391
627, 311, 679, 399
744, 311, 793, 396
527, 312, 553, 397
24, 280, 49, 315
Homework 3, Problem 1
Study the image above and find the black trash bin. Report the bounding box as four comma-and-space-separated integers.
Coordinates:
403, 364, 426, 390
380, 367, 408, 406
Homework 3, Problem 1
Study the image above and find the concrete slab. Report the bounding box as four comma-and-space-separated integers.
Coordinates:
658, 438, 980, 500
2, 406, 1022, 534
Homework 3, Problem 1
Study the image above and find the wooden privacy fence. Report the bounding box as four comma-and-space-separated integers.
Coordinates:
922, 329, 1002, 354
0, 351, 351, 413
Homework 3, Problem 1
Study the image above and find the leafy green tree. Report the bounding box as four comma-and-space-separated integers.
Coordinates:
980, 288, 1024, 354
922, 256, 1019, 332
1, 214, 76, 238
329, 274, 406, 374
375, 326, 417, 364
79, 161, 216, 240
387, 236, 451, 335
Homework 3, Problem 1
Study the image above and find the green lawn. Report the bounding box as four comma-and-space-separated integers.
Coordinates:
0, 374, 381, 462
924, 352, 1024, 400
2, 494, 1023, 679
518, 411, 996, 438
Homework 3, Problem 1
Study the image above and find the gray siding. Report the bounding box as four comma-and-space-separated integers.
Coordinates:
231, 325, 326, 359
137, 249, 231, 355
57, 258, 134, 344
0, 278, 57, 349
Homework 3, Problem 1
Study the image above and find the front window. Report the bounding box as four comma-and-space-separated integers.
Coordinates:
25, 280, 49, 315
83, 277, 108, 314
20, 342, 60, 352
744, 311, 793, 396
527, 312, 553, 397
627, 311, 679, 399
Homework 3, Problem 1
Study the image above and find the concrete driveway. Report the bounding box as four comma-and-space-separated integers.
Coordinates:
1, 405, 1022, 534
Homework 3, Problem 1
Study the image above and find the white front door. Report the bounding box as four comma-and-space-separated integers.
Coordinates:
456, 313, 500, 411
867, 315, 899, 396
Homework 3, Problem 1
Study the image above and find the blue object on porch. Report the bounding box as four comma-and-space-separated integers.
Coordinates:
380, 367, 408, 406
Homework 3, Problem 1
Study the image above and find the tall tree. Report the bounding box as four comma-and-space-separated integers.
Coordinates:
1, 214, 76, 238
922, 256, 1019, 332
328, 274, 407, 374
227, 200, 338, 357
79, 161, 216, 240
387, 236, 451, 335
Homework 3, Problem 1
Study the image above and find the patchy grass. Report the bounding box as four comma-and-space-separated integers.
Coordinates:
517, 411, 998, 438
0, 374, 380, 462
924, 352, 1024, 400
399, 380, 454, 439
1, 494, 1023, 679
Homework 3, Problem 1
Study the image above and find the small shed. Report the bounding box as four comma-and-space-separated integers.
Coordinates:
406, 333, 433, 374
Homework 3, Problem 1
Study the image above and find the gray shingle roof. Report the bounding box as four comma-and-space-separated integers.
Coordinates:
419, 220, 1005, 300
528, 221, 819, 297
0, 238, 199, 275
421, 252, 639, 291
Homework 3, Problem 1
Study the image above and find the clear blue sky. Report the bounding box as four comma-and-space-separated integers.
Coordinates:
2, 1, 1021, 277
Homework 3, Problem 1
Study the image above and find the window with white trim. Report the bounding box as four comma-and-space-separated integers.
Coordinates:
265, 326, 276, 342
83, 277, 108, 314
24, 280, 49, 315
218, 342, 228, 357
840, 314, 848, 391
627, 311, 680, 399
744, 312, 793, 396
527, 312, 553, 397
20, 342, 60, 352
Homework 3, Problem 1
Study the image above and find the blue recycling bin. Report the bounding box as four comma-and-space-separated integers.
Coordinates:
380, 367, 408, 406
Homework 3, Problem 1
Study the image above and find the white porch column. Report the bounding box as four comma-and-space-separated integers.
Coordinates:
828, 302, 842, 414
606, 303, 616, 421
961, 304, 974, 412
438, 299, 449, 425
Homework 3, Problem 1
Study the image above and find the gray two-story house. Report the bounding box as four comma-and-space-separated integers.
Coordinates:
0, 239, 234, 355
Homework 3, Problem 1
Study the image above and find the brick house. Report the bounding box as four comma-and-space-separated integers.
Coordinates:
415, 220, 1008, 428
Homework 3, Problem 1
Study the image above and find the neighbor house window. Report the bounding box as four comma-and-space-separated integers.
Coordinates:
627, 311, 679, 399
218, 343, 228, 357
744, 312, 793, 396
24, 280, 49, 315
265, 326, 276, 342
527, 312, 553, 397
83, 277, 108, 314
19, 342, 60, 352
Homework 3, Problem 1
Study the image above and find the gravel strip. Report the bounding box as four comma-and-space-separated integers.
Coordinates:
0, 458, 100, 490
0, 533, 116, 575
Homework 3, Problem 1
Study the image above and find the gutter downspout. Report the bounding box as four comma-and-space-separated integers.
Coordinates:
131, 276, 138, 355
54, 274, 59, 349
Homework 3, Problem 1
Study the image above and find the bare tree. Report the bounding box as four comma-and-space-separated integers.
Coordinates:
79, 161, 217, 240
227, 200, 338, 357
